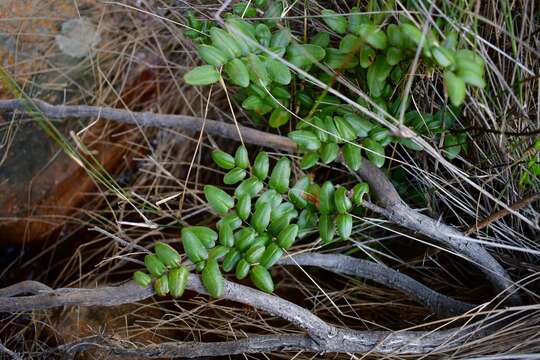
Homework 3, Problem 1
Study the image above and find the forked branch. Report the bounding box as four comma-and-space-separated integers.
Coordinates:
0, 98, 520, 303
0, 253, 473, 316
0, 257, 486, 356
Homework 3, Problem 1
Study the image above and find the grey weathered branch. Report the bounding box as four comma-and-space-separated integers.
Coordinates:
45, 329, 466, 358
0, 253, 474, 316
0, 98, 295, 152
0, 269, 484, 356
0, 98, 519, 304
0, 280, 52, 297
277, 253, 474, 315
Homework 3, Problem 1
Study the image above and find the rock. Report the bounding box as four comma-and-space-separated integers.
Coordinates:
55, 18, 100, 58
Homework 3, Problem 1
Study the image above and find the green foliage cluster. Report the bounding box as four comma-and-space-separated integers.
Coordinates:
183, 0, 486, 167
134, 1, 490, 298
135, 145, 370, 296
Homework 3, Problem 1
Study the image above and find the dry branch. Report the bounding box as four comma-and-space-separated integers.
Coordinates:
45, 330, 465, 358
278, 253, 474, 315
0, 265, 486, 357
0, 253, 474, 316
0, 98, 520, 304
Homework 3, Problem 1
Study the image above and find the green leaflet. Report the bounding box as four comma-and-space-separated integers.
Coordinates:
182, 230, 208, 264
236, 193, 251, 221
235, 176, 264, 197
253, 151, 269, 180
298, 209, 318, 238
325, 48, 359, 69
400, 23, 423, 46
144, 254, 166, 277
195, 260, 206, 273
340, 34, 361, 53
352, 182, 369, 205
154, 242, 181, 267
184, 65, 220, 86
363, 138, 385, 168
212, 150, 235, 169
271, 28, 291, 48
457, 69, 486, 88
342, 143, 362, 171
220, 213, 242, 230
256, 189, 282, 210
319, 181, 335, 215
154, 274, 169, 296
235, 227, 257, 252
260, 243, 284, 268
300, 152, 319, 170
357, 24, 388, 49
252, 202, 272, 233
432, 46, 455, 68
218, 222, 235, 247
266, 59, 292, 85
183, 227, 218, 249
288, 176, 310, 209
133, 271, 152, 287
271, 202, 296, 222
288, 130, 321, 151
268, 108, 290, 128
386, 47, 403, 66
224, 58, 250, 87
202, 259, 224, 298
334, 116, 356, 142
245, 243, 266, 264
367, 56, 392, 97
359, 45, 376, 68
197, 44, 229, 66
321, 9, 347, 34
204, 185, 234, 214
208, 245, 230, 260
444, 134, 462, 159
334, 186, 352, 213
235, 145, 250, 169
235, 259, 251, 279
250, 265, 274, 293
269, 157, 291, 193
223, 248, 241, 272
319, 214, 335, 243
210, 27, 242, 58
320, 142, 340, 164
310, 32, 330, 48
224, 167, 247, 184
444, 71, 466, 106
268, 213, 292, 235
336, 213, 353, 240
276, 224, 299, 249
246, 53, 270, 86
168, 267, 189, 298
255, 23, 272, 47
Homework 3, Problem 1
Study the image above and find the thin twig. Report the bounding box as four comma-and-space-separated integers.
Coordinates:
465, 193, 540, 235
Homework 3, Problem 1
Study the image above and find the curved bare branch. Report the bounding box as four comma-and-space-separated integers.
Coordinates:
0, 276, 482, 356
279, 253, 474, 315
